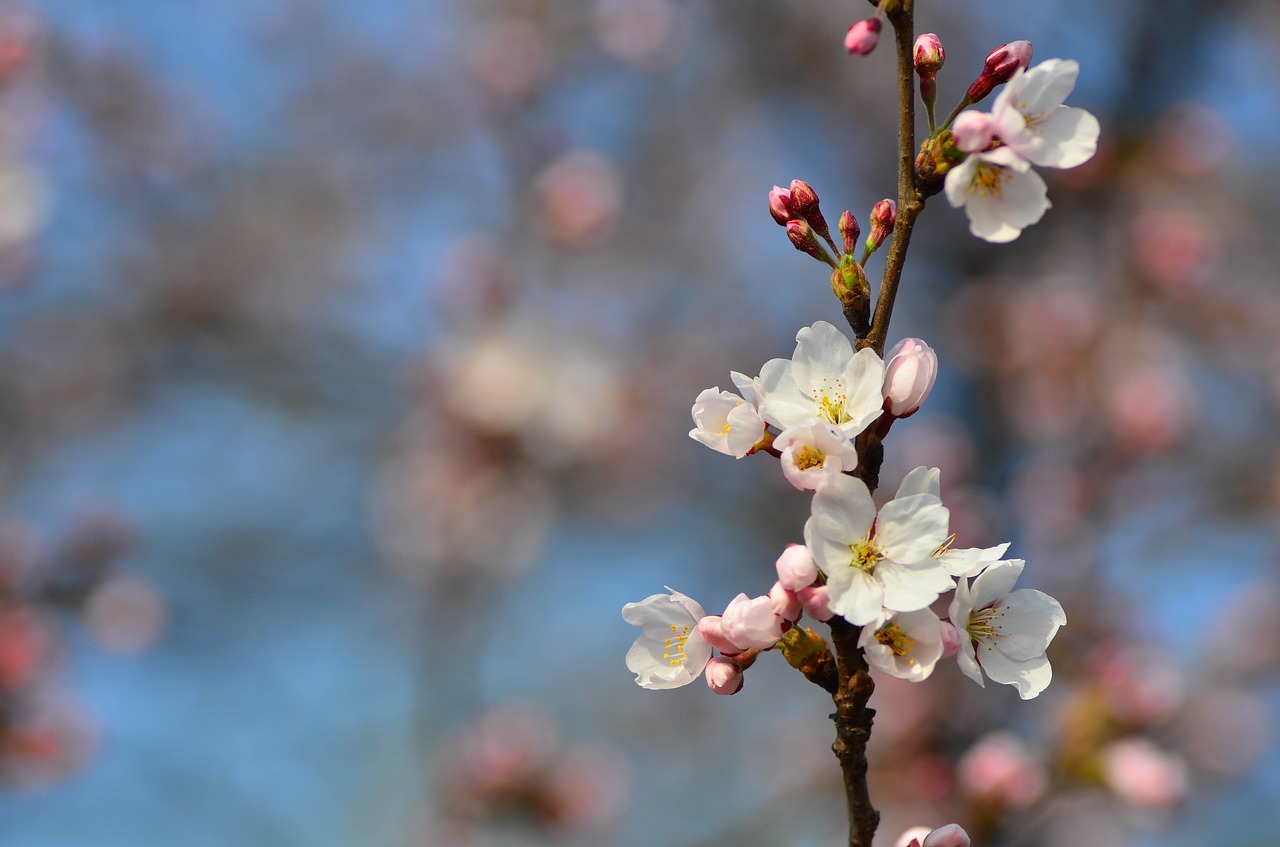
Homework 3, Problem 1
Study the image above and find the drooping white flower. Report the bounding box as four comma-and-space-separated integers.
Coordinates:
622, 588, 713, 689
773, 420, 860, 490
804, 474, 953, 625
860, 608, 944, 682
937, 542, 1011, 578
758, 321, 886, 438
689, 387, 766, 458
989, 59, 1099, 170
948, 560, 1066, 699
944, 146, 1050, 243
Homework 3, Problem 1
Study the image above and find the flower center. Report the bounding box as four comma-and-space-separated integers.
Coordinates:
663, 624, 692, 667
969, 161, 1011, 198
967, 605, 1004, 643
875, 622, 916, 659
849, 537, 881, 573
794, 445, 826, 471
811, 377, 850, 425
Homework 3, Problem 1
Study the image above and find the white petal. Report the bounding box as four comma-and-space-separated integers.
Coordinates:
826, 567, 884, 626
955, 638, 986, 688
1016, 59, 1079, 115
944, 157, 978, 208
969, 559, 1025, 609
938, 542, 1011, 578
876, 494, 950, 563
622, 591, 700, 638
876, 558, 953, 612
729, 370, 761, 407
725, 403, 765, 457
791, 321, 855, 396
625, 629, 711, 689
1025, 106, 1099, 168
990, 589, 1066, 660
975, 643, 1053, 699
838, 346, 889, 434
811, 474, 877, 540
894, 466, 941, 500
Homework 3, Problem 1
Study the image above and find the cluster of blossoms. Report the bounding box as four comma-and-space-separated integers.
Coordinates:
627, 318, 1066, 699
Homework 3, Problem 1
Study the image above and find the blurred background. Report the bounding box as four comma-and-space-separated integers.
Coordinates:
0, 0, 1277, 845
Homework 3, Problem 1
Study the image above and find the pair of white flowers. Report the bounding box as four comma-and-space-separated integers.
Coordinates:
945, 58, 1100, 243
689, 320, 936, 490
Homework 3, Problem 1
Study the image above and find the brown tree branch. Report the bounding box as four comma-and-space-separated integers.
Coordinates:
829, 616, 879, 847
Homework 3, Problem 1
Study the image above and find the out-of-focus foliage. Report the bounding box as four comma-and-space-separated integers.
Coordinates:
0, 0, 1277, 845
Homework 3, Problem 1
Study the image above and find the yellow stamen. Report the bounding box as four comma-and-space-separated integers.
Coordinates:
794, 445, 826, 471
876, 622, 916, 657
970, 161, 1012, 198
849, 537, 881, 573
663, 624, 692, 666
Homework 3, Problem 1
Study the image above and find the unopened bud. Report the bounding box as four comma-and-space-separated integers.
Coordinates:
966, 40, 1032, 103
922, 824, 972, 847
839, 210, 860, 255
786, 219, 832, 266
913, 33, 945, 75
831, 256, 869, 310
939, 621, 961, 658
914, 131, 964, 197
844, 17, 881, 56
768, 185, 795, 226
797, 584, 835, 622
775, 544, 818, 591
789, 179, 832, 245
882, 336, 938, 417
866, 199, 896, 253
769, 582, 802, 622
950, 110, 998, 153
696, 615, 745, 656
896, 828, 933, 847
705, 656, 744, 695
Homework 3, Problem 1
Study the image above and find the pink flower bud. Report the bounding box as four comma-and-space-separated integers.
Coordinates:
721, 593, 785, 650
768, 185, 795, 226
950, 110, 998, 154
786, 219, 831, 265
966, 40, 1033, 103
913, 33, 944, 75
939, 620, 961, 658
844, 17, 881, 56
797, 584, 834, 622
866, 199, 896, 251
896, 827, 932, 847
838, 210, 860, 256
922, 824, 971, 847
696, 615, 745, 656
769, 582, 802, 622
789, 179, 832, 244
775, 544, 818, 590
882, 337, 938, 417
705, 656, 743, 695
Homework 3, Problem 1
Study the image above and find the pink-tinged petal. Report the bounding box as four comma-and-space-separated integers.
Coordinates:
791, 321, 855, 396
922, 823, 972, 847
705, 656, 744, 695
876, 494, 950, 563
969, 559, 1025, 609
696, 615, 745, 655
990, 589, 1065, 660
797, 584, 835, 621
826, 567, 883, 625
951, 110, 998, 153
877, 558, 953, 612
775, 544, 819, 590
975, 644, 1052, 699
896, 827, 932, 847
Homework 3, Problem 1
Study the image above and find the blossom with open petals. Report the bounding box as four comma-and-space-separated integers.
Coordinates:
989, 59, 1099, 169
804, 474, 953, 625
949, 560, 1066, 699
622, 588, 712, 689
860, 608, 944, 682
774, 420, 859, 490
689, 386, 765, 458
758, 321, 886, 438
944, 146, 1049, 243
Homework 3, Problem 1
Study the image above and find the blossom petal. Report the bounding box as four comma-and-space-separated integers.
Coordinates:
1014, 59, 1079, 115
969, 559, 1025, 610
725, 403, 765, 457
826, 567, 884, 625
991, 589, 1066, 660
877, 558, 954, 612
876, 494, 950, 563
625, 629, 711, 689
894, 466, 941, 500
791, 321, 855, 396
839, 346, 889, 433
975, 644, 1053, 699
1024, 105, 1099, 168
937, 542, 1010, 578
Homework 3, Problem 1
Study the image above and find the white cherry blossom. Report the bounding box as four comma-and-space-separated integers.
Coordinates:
944, 146, 1049, 243
860, 608, 944, 682
949, 560, 1066, 699
689, 387, 766, 457
758, 321, 886, 438
774, 420, 860, 490
623, 588, 713, 689
990, 59, 1099, 169
804, 474, 953, 626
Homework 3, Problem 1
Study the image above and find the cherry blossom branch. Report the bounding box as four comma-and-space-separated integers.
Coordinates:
862, 0, 925, 358
828, 616, 879, 847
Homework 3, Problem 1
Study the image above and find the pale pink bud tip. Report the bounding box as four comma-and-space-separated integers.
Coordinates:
705, 656, 743, 695
922, 824, 971, 847
950, 111, 998, 154
868, 199, 896, 249
913, 33, 944, 74
696, 615, 745, 656
939, 621, 961, 658
896, 827, 932, 847
769, 582, 802, 622
882, 337, 938, 417
844, 18, 881, 56
967, 40, 1033, 102
775, 544, 818, 591
797, 584, 834, 622
768, 185, 794, 226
